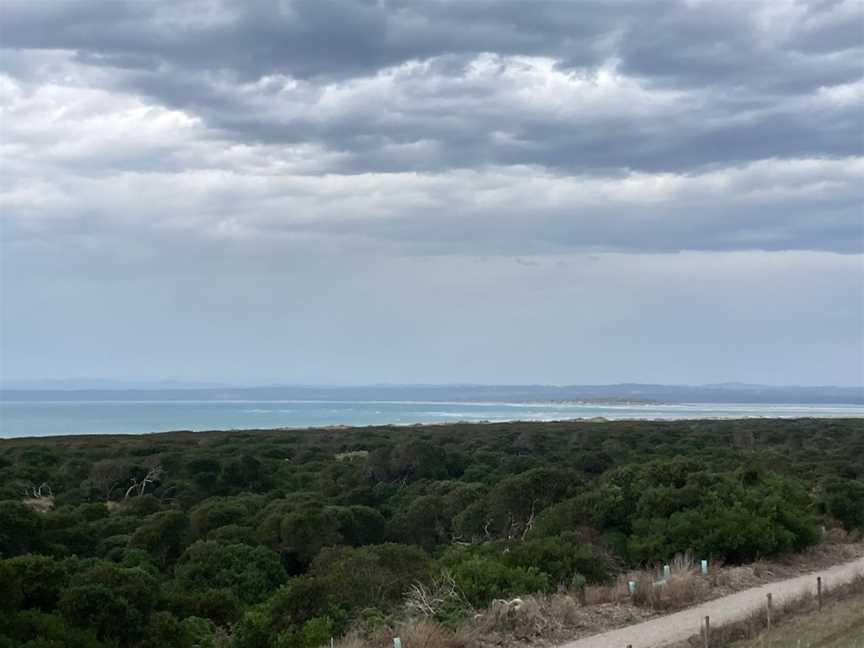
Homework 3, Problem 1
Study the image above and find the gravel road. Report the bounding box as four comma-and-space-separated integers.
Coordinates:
559, 556, 864, 648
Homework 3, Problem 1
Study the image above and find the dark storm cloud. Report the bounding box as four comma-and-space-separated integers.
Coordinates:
3, 1, 857, 85
1, 0, 861, 175
0, 0, 614, 79
0, 0, 862, 257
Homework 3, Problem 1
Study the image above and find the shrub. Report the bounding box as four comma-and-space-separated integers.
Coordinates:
176, 541, 286, 603
443, 553, 549, 607
823, 478, 864, 531
503, 533, 611, 586
0, 501, 42, 557
4, 555, 71, 610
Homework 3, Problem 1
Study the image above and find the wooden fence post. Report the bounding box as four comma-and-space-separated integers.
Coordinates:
704, 615, 710, 648
766, 592, 773, 629
817, 576, 823, 610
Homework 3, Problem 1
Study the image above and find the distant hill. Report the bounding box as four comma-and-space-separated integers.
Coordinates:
1, 383, 861, 404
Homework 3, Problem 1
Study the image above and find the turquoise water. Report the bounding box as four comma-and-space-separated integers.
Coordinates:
1, 400, 862, 438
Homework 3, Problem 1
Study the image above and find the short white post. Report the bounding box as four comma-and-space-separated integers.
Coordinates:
628, 580, 636, 595
700, 559, 708, 574
393, 638, 402, 648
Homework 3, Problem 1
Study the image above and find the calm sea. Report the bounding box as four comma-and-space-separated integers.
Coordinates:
1, 400, 862, 438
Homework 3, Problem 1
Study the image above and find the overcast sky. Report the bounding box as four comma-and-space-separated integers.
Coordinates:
1, 0, 862, 386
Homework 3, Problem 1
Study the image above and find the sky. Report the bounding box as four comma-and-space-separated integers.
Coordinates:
0, 0, 862, 387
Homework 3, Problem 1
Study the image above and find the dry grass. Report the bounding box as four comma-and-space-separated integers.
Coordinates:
710, 562, 760, 589
729, 592, 864, 648
334, 450, 369, 462
334, 542, 864, 648
586, 552, 712, 611
632, 570, 710, 611
332, 632, 378, 648
395, 621, 469, 648
475, 594, 580, 639
471, 593, 653, 647
583, 579, 629, 605
667, 573, 864, 648
21, 496, 55, 513
335, 618, 471, 648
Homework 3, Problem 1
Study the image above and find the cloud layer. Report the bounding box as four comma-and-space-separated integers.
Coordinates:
1, 0, 862, 384
2, 0, 863, 255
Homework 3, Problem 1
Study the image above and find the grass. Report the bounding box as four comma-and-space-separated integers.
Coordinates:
586, 551, 721, 611
728, 593, 864, 648
679, 574, 864, 648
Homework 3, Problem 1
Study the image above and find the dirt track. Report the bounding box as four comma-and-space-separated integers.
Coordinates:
559, 556, 864, 648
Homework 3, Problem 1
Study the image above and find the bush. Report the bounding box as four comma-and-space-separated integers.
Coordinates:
503, 533, 611, 586
442, 552, 549, 607
176, 541, 287, 603
823, 478, 864, 531
0, 610, 110, 648
622, 468, 820, 564
273, 616, 335, 648
312, 543, 433, 610
4, 555, 71, 610
0, 501, 42, 557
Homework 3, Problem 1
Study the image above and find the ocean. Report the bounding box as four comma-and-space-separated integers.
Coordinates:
1, 399, 862, 438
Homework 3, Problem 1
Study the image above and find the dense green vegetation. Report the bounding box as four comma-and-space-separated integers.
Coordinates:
1, 417, 862, 647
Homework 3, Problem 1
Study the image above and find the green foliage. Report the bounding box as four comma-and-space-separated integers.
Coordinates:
0, 560, 23, 612
624, 469, 820, 563
59, 583, 132, 642
485, 468, 578, 537
273, 616, 335, 648
229, 605, 270, 648
823, 478, 864, 530
528, 496, 595, 538
189, 496, 264, 539
267, 577, 334, 634
0, 417, 859, 648
311, 543, 432, 610
4, 554, 71, 610
0, 610, 110, 648
0, 500, 42, 556
128, 510, 190, 567
164, 587, 243, 627
57, 562, 160, 643
439, 549, 550, 607
257, 499, 343, 569
179, 616, 219, 648
503, 533, 610, 585
176, 541, 287, 603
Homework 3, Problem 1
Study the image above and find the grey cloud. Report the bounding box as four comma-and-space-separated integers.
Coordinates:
0, 0, 612, 80
0, 0, 862, 256
83, 56, 859, 176
2, 1, 858, 88
1, 0, 861, 175
3, 0, 863, 386
3, 155, 861, 258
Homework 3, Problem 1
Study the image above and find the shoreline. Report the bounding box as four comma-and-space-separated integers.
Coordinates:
2, 414, 863, 443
